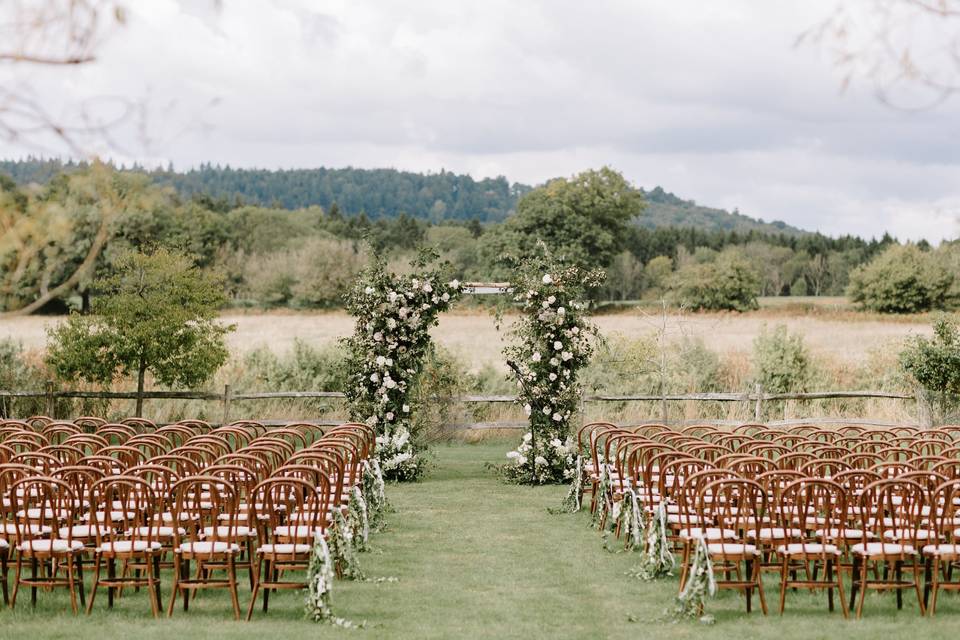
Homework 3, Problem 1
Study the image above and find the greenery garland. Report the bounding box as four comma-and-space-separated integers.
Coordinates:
329, 509, 365, 581
305, 533, 361, 628
556, 455, 584, 513
617, 487, 647, 551
343, 250, 462, 481
672, 534, 716, 623
591, 463, 612, 530
628, 502, 675, 580
348, 487, 370, 552
362, 458, 388, 532
501, 255, 603, 484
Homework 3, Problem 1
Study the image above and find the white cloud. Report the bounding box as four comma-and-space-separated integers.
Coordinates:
1, 0, 958, 241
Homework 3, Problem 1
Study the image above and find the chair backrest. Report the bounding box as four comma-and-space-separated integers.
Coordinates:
858, 478, 926, 548
699, 478, 767, 541
250, 476, 331, 543
9, 476, 77, 551
168, 475, 240, 550
88, 476, 158, 550
781, 478, 847, 544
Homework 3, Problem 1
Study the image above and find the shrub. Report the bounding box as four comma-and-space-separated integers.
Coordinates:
668, 250, 760, 311
752, 324, 810, 393
0, 339, 44, 418
900, 316, 960, 424
847, 244, 954, 313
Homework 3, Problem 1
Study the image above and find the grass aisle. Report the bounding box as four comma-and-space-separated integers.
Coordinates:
2, 442, 959, 639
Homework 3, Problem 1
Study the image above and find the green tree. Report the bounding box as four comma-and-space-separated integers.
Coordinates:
847, 244, 954, 313
46, 249, 234, 416
752, 324, 811, 394
498, 167, 645, 268
668, 249, 760, 311
900, 316, 960, 425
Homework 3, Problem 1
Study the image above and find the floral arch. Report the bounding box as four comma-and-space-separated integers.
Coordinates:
343, 252, 601, 484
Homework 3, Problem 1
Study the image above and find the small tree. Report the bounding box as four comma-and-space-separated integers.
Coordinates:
752, 324, 811, 394
668, 250, 760, 312
848, 244, 954, 313
46, 249, 233, 416
900, 317, 960, 425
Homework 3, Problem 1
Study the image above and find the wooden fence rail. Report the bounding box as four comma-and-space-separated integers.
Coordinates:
0, 383, 920, 425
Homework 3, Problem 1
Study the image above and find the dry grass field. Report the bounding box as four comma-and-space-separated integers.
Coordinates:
0, 306, 936, 372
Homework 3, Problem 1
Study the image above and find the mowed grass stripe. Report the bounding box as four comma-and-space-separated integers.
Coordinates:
2, 442, 960, 639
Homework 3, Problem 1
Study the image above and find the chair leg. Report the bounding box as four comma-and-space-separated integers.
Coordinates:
1, 552, 8, 606
166, 555, 181, 617
826, 559, 834, 612
145, 553, 160, 619
912, 557, 925, 616
835, 557, 849, 619
753, 558, 768, 615
263, 559, 272, 612
930, 558, 941, 616
745, 560, 753, 613
778, 555, 788, 615
153, 555, 162, 614
87, 554, 102, 614
227, 555, 241, 620
246, 555, 261, 621
10, 554, 22, 609
856, 558, 869, 619
76, 554, 85, 609
895, 560, 903, 610
66, 553, 78, 615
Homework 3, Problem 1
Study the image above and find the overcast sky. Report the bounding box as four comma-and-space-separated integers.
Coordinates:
4, 0, 960, 241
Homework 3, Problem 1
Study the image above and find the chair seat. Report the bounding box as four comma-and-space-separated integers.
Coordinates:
746, 527, 802, 540
201, 525, 257, 538
923, 543, 960, 557
161, 511, 201, 523
17, 508, 70, 520
85, 510, 135, 522
274, 525, 325, 539
258, 543, 311, 555
18, 539, 84, 553
851, 542, 916, 556
96, 540, 163, 554
59, 524, 112, 538
679, 527, 736, 541
707, 542, 760, 556
815, 528, 869, 540
131, 525, 185, 538
0, 538, 8, 550
667, 513, 704, 525
3, 522, 51, 536
177, 541, 240, 554
883, 528, 934, 541
776, 542, 840, 556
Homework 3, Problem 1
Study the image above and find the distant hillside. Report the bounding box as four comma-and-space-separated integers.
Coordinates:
637, 187, 805, 236
0, 158, 806, 234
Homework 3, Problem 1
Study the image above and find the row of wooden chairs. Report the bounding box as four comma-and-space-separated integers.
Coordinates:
578, 421, 960, 618
0, 417, 376, 620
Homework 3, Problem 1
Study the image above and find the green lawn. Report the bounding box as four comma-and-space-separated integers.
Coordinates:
2, 441, 958, 639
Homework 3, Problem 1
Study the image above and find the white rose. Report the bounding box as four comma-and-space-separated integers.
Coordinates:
523, 432, 532, 442
385, 412, 395, 421
373, 331, 383, 342
423, 283, 433, 293
523, 404, 532, 416
550, 357, 559, 366
547, 295, 556, 305
364, 286, 374, 295
561, 351, 573, 361
553, 341, 563, 350
369, 373, 379, 383
449, 279, 460, 289
542, 406, 551, 415
557, 306, 565, 315
531, 352, 541, 362
402, 404, 410, 413
506, 451, 521, 460
376, 355, 386, 366
549, 373, 557, 381
542, 274, 553, 284
441, 292, 450, 302
385, 378, 397, 389
552, 412, 562, 421
387, 318, 397, 330
534, 456, 548, 466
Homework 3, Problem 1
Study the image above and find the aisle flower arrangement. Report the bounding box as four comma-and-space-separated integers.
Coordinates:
501, 259, 603, 484
343, 251, 462, 481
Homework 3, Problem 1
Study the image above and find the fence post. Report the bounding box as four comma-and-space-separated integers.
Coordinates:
753, 383, 763, 422
223, 383, 232, 425
45, 380, 55, 418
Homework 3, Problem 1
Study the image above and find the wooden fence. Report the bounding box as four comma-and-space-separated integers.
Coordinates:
0, 382, 920, 429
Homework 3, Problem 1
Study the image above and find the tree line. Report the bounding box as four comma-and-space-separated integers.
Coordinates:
1, 162, 956, 314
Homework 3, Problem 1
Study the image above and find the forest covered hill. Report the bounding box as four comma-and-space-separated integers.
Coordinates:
0, 158, 806, 234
